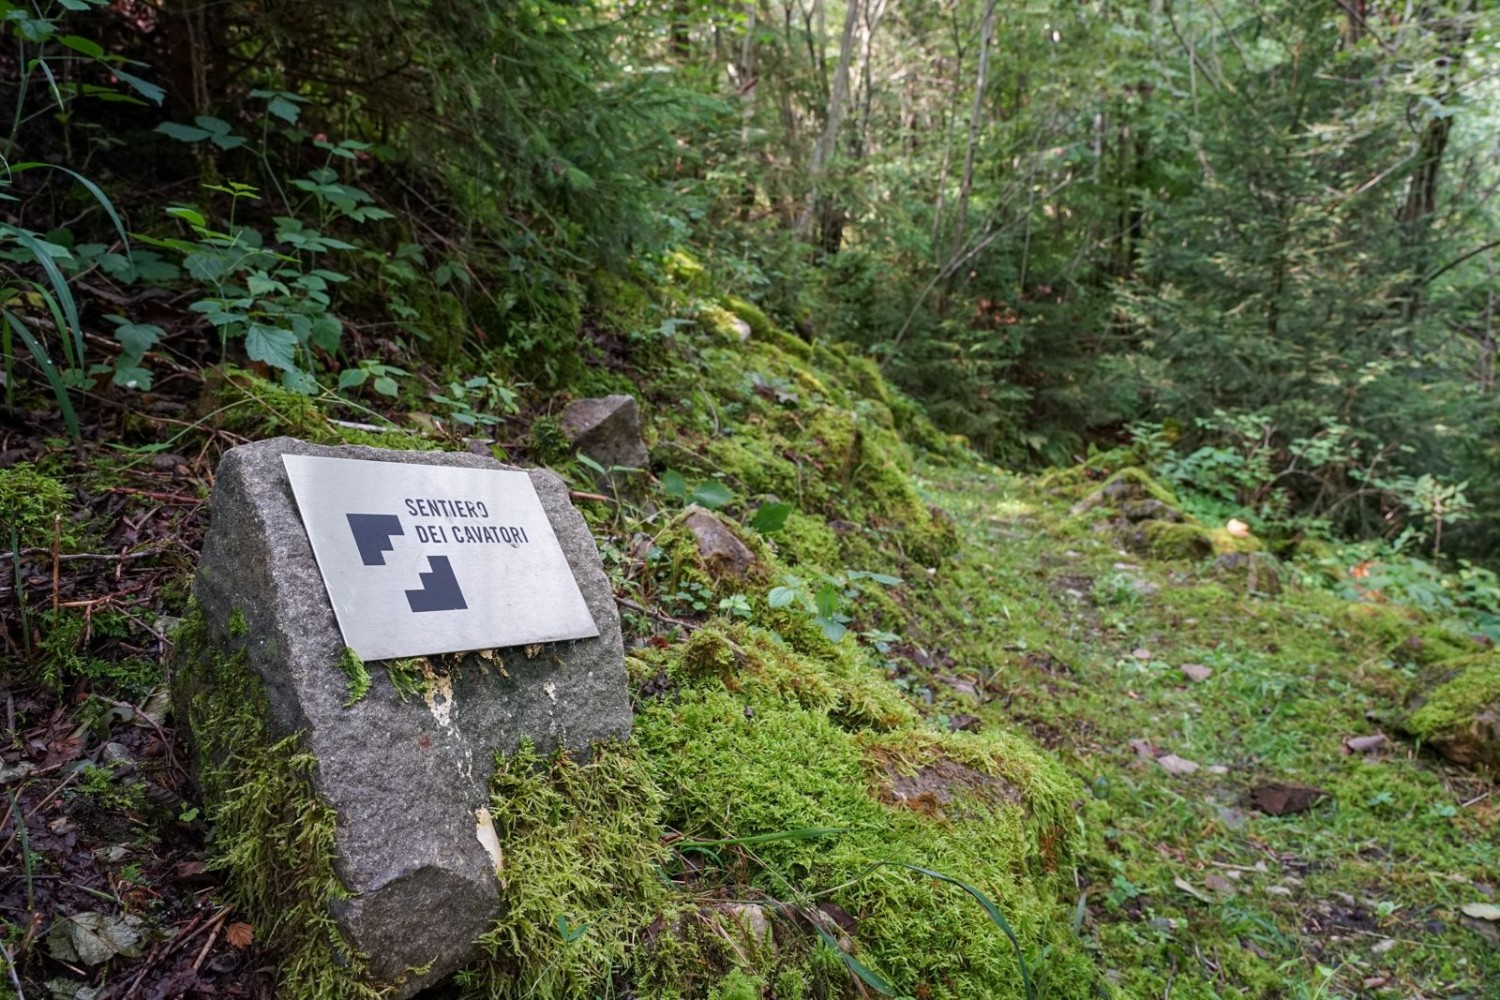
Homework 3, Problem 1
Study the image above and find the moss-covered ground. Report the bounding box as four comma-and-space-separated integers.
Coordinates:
4, 262, 1497, 999
904, 461, 1498, 998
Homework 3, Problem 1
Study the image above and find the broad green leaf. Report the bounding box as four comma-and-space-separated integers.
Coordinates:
814, 582, 841, 620
111, 364, 152, 391
816, 618, 848, 643
373, 376, 398, 397
156, 121, 212, 144
244, 324, 298, 371
690, 480, 733, 509
766, 587, 798, 609
660, 469, 687, 499
166, 205, 207, 229
107, 318, 162, 359
57, 34, 103, 58
749, 501, 791, 534
308, 313, 342, 351
337, 368, 368, 390
110, 68, 163, 104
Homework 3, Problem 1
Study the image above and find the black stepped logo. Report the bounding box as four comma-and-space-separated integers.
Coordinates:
346, 514, 404, 565
405, 556, 468, 613
346, 514, 468, 613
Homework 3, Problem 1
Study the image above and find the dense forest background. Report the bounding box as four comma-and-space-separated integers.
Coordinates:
4, 0, 1498, 560
5, 4, 1500, 998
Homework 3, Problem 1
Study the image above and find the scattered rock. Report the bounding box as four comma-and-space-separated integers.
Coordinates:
1124, 521, 1214, 561
1180, 663, 1213, 683
717, 902, 775, 944
1342, 733, 1387, 755
558, 394, 649, 474
1249, 781, 1330, 816
681, 506, 758, 581
1213, 552, 1282, 596
1157, 754, 1201, 776
947, 713, 982, 733
1119, 498, 1183, 523
1400, 654, 1500, 769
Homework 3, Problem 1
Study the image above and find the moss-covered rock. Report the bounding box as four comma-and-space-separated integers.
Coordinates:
630, 623, 1096, 999
173, 608, 381, 999
1340, 603, 1485, 667
1403, 654, 1500, 768
1126, 520, 1214, 561
720, 295, 773, 340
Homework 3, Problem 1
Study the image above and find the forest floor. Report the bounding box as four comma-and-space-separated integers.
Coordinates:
2, 337, 1498, 999
917, 461, 1499, 998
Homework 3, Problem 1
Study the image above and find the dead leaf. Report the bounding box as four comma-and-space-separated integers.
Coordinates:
1157, 754, 1201, 776
225, 922, 254, 949
1131, 648, 1153, 660
1179, 663, 1213, 683
947, 714, 982, 733
1129, 739, 1161, 759
1461, 902, 1500, 921
1203, 873, 1235, 895
1249, 782, 1330, 816
1173, 877, 1213, 902
46, 912, 148, 966
1342, 733, 1387, 755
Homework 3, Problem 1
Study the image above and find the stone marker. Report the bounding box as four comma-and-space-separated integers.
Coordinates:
182, 437, 630, 996
559, 394, 649, 474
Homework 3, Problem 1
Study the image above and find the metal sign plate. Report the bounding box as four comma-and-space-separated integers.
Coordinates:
282, 455, 599, 661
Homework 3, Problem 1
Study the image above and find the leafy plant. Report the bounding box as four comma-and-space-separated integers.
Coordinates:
661, 469, 734, 510
139, 183, 352, 392
768, 570, 901, 643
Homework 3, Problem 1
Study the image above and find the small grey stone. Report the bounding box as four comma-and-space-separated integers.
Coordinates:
559, 395, 649, 473
681, 506, 757, 581
186, 437, 630, 996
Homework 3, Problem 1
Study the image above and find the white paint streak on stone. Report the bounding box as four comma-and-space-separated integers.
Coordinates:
474, 808, 503, 874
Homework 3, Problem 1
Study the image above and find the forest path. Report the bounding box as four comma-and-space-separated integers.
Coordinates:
916, 462, 1498, 998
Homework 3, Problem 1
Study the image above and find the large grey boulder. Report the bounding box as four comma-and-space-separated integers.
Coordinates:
185, 437, 629, 996
559, 394, 649, 473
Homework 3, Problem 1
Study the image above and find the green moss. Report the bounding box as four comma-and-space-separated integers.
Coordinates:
720, 295, 772, 340
228, 608, 249, 638
1339, 603, 1482, 666
1133, 520, 1214, 561
0, 462, 69, 547
773, 512, 841, 571
697, 303, 749, 345
665, 250, 710, 293
464, 740, 677, 999
339, 647, 371, 707
173, 607, 379, 1000
767, 326, 813, 361
1405, 655, 1500, 768
631, 621, 1095, 999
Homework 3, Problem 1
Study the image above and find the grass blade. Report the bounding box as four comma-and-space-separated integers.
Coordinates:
892, 863, 1033, 1000
10, 228, 83, 366
12, 162, 131, 248
6, 310, 79, 439
812, 925, 893, 996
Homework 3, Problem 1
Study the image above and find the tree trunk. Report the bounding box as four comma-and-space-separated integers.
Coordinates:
950, 0, 997, 261
796, 0, 861, 244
